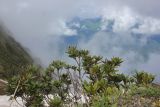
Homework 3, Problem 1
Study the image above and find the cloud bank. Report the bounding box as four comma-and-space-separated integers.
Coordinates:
0, 0, 160, 81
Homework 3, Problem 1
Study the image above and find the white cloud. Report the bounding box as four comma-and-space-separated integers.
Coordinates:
48, 20, 77, 36
71, 22, 80, 28
59, 20, 77, 36
101, 7, 138, 32
132, 18, 160, 35
101, 7, 160, 35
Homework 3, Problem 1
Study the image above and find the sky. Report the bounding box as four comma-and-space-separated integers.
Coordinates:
0, 0, 160, 81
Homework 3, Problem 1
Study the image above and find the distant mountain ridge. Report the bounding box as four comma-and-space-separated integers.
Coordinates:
0, 24, 33, 79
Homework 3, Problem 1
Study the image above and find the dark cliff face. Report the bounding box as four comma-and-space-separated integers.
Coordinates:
0, 24, 33, 79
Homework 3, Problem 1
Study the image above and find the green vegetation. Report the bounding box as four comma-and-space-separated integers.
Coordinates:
7, 46, 160, 107
134, 71, 155, 85
0, 25, 33, 79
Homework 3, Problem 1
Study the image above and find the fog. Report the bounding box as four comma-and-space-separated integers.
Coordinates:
0, 0, 160, 81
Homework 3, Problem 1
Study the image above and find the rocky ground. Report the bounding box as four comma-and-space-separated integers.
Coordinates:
0, 79, 160, 107
0, 95, 23, 107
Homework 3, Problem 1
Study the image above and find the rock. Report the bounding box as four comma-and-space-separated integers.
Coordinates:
0, 79, 7, 95
0, 95, 23, 107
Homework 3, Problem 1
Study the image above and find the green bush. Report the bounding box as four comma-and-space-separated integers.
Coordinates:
49, 97, 62, 107
7, 46, 158, 107
134, 71, 155, 85
133, 86, 160, 98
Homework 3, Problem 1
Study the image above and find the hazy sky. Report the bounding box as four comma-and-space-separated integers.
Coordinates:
0, 0, 160, 81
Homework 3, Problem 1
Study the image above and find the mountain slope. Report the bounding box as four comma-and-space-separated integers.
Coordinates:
0, 24, 33, 79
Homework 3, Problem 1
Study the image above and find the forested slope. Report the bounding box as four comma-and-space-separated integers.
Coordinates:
0, 24, 33, 79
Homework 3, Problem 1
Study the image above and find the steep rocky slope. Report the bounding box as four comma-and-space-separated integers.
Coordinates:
0, 24, 33, 79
